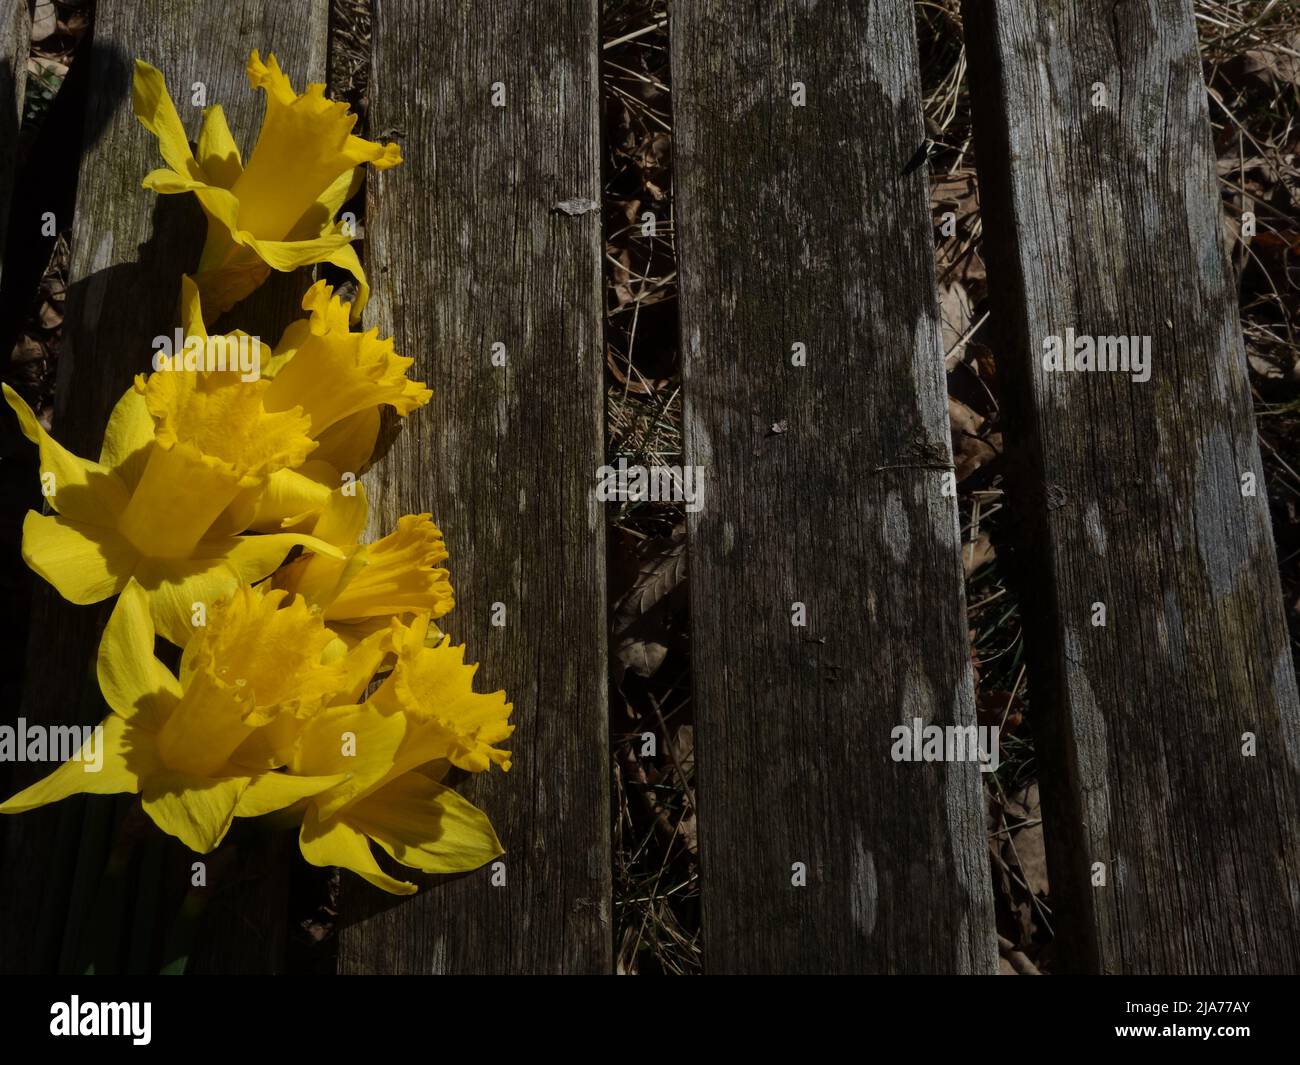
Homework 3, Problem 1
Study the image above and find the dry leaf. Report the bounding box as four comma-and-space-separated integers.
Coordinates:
612, 525, 687, 680
31, 1, 57, 43
949, 397, 1000, 481
962, 530, 996, 576
12, 335, 45, 364
1242, 36, 1300, 90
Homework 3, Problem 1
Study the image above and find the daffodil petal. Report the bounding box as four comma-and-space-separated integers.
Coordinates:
333, 624, 396, 705
132, 60, 201, 180
241, 228, 352, 271
97, 387, 155, 492
191, 185, 244, 244
301, 278, 351, 330
196, 104, 242, 187
217, 529, 345, 576
308, 406, 380, 477
348, 772, 503, 874
0, 714, 149, 813
206, 483, 264, 539
265, 317, 311, 377
4, 383, 131, 522
97, 579, 181, 725
312, 481, 369, 546
299, 807, 416, 895
247, 462, 338, 532
320, 240, 370, 321
177, 272, 207, 337
310, 167, 363, 226
142, 771, 248, 853
291, 705, 408, 820
272, 551, 347, 611
133, 557, 242, 648
229, 718, 298, 771
233, 770, 348, 819
21, 511, 135, 605
142, 167, 202, 194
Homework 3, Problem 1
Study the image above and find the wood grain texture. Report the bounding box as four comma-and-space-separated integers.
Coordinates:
963, 0, 1300, 973
0, 0, 328, 973
673, 1, 997, 973
335, 0, 610, 974
0, 0, 28, 290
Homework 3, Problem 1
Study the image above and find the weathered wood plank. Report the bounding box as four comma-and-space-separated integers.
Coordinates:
336, 0, 610, 973
0, 0, 328, 974
672, 2, 997, 973
963, 0, 1300, 973
0, 0, 29, 290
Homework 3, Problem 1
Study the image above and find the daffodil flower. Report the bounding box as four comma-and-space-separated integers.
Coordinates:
0, 582, 347, 853
286, 618, 512, 894
133, 52, 400, 320
246, 280, 431, 534
3, 282, 342, 646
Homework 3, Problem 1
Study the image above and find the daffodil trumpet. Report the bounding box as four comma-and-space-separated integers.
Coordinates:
274, 493, 456, 644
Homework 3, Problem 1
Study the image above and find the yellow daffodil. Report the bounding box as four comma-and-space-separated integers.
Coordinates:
287, 618, 512, 893
247, 280, 431, 534
0, 582, 347, 853
2, 282, 342, 646
133, 52, 400, 320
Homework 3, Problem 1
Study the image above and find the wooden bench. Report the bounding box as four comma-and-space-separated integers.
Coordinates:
0, 0, 1294, 975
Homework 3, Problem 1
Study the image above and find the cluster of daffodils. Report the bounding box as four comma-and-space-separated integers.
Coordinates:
0, 54, 512, 895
